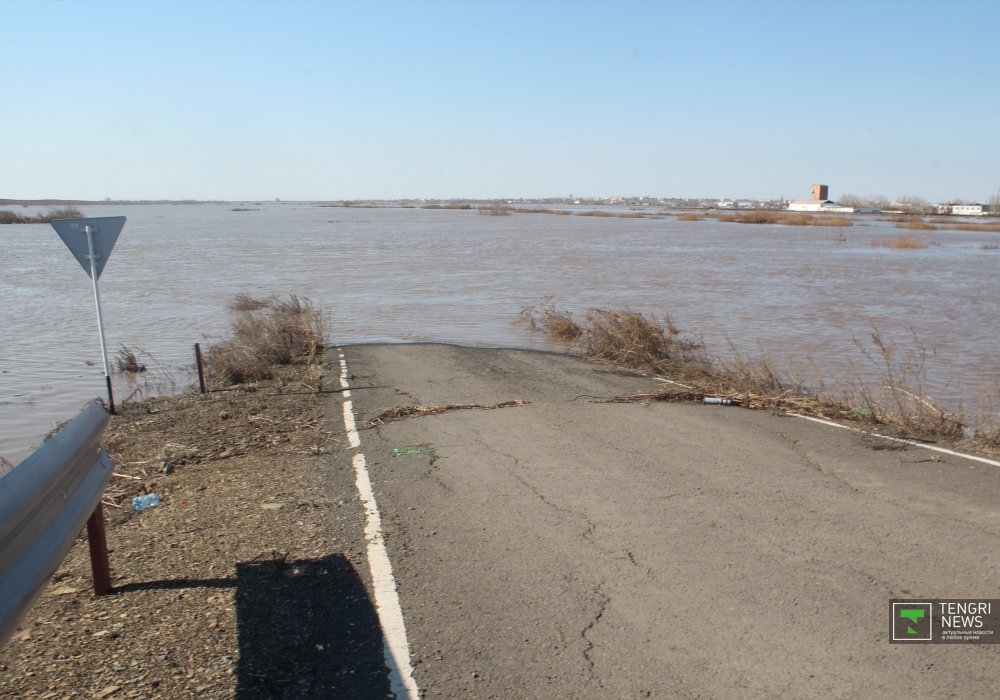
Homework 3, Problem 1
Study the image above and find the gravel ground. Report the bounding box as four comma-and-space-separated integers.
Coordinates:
0, 361, 389, 699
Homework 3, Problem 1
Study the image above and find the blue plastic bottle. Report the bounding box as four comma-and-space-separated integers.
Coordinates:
132, 493, 160, 511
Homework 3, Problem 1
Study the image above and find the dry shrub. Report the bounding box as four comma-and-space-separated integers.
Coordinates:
582, 310, 681, 369
542, 308, 584, 341
114, 345, 146, 374
209, 294, 326, 386
872, 236, 928, 249
518, 300, 583, 341
522, 302, 707, 375
229, 294, 270, 312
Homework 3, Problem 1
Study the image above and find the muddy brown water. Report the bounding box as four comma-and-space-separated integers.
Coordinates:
2, 202, 998, 463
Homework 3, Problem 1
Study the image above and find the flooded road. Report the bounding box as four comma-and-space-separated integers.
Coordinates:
2, 202, 998, 463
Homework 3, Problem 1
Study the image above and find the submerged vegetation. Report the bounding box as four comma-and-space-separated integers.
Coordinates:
520, 301, 999, 455
871, 236, 928, 249
477, 202, 512, 216
0, 206, 84, 224
895, 219, 936, 231
711, 211, 854, 227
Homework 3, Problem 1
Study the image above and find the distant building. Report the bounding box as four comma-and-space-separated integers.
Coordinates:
945, 203, 986, 216
787, 183, 854, 213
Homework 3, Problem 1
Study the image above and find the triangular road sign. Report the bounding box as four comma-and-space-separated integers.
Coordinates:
51, 216, 126, 280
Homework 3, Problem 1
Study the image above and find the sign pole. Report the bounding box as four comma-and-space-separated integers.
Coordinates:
83, 225, 115, 414
51, 215, 125, 413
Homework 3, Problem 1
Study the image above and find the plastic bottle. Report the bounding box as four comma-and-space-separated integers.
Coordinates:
703, 397, 734, 405
132, 493, 160, 511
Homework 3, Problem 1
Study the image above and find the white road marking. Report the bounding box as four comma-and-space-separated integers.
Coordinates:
789, 413, 1000, 468
338, 351, 420, 699
342, 400, 360, 448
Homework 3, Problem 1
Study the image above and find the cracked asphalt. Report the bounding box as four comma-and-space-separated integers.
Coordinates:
336, 344, 999, 698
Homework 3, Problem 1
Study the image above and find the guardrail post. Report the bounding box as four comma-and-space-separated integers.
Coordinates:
85, 504, 111, 595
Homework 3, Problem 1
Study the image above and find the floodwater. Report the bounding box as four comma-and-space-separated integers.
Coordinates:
2, 202, 998, 464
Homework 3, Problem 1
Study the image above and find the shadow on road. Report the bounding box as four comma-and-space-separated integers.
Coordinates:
114, 553, 389, 698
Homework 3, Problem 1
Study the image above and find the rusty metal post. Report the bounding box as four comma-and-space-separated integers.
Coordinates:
105, 375, 116, 415
85, 503, 111, 595
194, 342, 207, 394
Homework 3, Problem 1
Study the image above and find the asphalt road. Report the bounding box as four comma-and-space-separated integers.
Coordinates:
330, 343, 999, 699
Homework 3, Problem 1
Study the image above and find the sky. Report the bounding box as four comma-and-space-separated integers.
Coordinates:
3, 0, 999, 203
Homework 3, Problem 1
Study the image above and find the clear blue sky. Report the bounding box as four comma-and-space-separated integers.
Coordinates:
4, 0, 998, 202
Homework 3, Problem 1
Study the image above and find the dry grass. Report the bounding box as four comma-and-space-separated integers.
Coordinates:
872, 236, 928, 249
845, 329, 965, 442
520, 302, 999, 455
970, 386, 1000, 449
208, 295, 326, 386
363, 400, 528, 428
677, 213, 705, 221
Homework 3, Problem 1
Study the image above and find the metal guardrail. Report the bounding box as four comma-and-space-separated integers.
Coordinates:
0, 400, 113, 649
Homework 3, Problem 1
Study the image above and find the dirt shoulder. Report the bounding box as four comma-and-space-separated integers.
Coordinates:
0, 361, 386, 699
